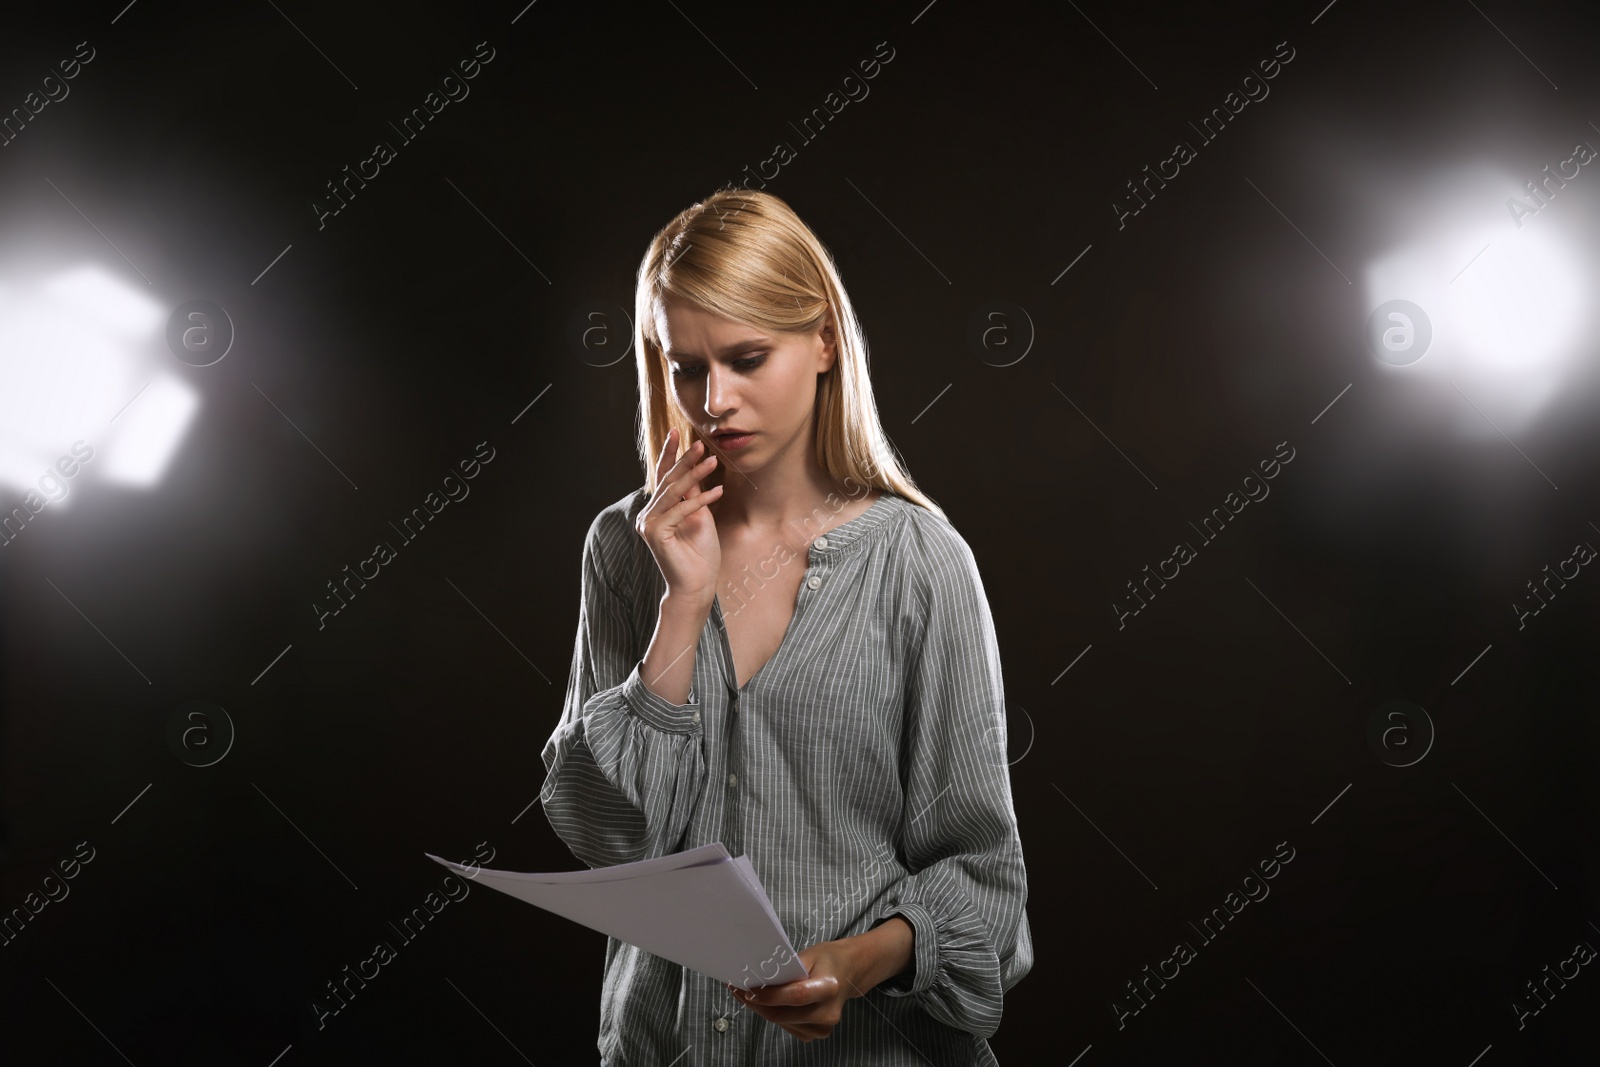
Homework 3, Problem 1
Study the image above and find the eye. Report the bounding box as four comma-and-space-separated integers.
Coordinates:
670, 354, 766, 378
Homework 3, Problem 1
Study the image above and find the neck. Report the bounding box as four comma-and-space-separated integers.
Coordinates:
706, 436, 854, 541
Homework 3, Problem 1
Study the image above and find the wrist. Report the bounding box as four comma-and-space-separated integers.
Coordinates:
661, 589, 714, 618
838, 916, 914, 997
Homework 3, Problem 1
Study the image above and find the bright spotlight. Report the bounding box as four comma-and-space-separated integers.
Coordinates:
1361, 163, 1590, 440
0, 263, 199, 511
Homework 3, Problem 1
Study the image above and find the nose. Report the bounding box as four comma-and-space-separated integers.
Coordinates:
704, 362, 736, 419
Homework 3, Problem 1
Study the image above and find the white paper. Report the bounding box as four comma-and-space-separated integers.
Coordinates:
425, 844, 809, 990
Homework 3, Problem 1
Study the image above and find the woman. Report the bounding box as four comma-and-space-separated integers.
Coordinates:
540, 188, 1032, 1065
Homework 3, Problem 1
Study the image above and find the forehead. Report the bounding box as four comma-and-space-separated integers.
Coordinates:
658, 301, 770, 358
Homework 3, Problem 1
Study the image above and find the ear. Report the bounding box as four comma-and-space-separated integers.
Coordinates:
816, 308, 839, 374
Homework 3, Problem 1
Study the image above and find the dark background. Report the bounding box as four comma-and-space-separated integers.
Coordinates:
2, 0, 1598, 1062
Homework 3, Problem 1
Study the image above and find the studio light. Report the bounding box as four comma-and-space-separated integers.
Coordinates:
1361, 162, 1590, 440
0, 262, 198, 506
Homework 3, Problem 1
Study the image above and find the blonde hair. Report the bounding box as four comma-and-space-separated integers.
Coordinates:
631, 188, 945, 520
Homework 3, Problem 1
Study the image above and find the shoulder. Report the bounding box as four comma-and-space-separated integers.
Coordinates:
886, 502, 998, 647
880, 499, 991, 617
586, 486, 651, 541
893, 499, 981, 582
582, 487, 652, 583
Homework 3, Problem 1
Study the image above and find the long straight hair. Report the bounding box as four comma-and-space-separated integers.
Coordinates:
632, 188, 945, 520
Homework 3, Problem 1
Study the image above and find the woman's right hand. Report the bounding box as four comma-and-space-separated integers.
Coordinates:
636, 427, 724, 605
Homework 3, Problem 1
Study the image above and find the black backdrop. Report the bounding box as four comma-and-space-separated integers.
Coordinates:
2, 1, 1598, 1063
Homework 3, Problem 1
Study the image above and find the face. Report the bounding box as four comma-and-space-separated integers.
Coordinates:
658, 299, 837, 473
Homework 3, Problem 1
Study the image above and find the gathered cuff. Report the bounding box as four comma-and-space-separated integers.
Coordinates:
874, 902, 938, 997
621, 661, 702, 734
866, 866, 1011, 1038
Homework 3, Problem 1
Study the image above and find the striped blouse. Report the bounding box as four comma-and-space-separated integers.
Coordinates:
539, 486, 1033, 1065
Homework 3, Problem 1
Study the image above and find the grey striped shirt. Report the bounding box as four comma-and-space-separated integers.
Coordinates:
540, 487, 1032, 1065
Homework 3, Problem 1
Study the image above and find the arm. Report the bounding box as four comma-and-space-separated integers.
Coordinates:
868, 519, 1034, 1039
539, 514, 710, 867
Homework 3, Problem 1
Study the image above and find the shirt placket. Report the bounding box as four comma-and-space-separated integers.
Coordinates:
701, 536, 837, 1057
705, 598, 744, 1054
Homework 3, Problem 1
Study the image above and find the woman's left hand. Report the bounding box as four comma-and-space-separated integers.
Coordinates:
724, 917, 914, 1042
724, 941, 861, 1043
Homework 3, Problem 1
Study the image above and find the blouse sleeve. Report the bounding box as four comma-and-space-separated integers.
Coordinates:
538, 511, 708, 868
868, 518, 1034, 1040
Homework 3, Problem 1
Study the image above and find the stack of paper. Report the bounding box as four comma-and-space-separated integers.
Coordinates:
424, 843, 810, 991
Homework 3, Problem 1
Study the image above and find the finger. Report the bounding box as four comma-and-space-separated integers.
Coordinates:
743, 999, 830, 1024
654, 427, 680, 485
658, 483, 723, 529
738, 995, 835, 1034
645, 436, 706, 521
741, 977, 829, 1008
663, 450, 717, 505
659, 427, 699, 482
774, 1018, 832, 1041
655, 437, 707, 498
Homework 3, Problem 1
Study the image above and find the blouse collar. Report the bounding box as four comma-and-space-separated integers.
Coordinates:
805, 489, 900, 560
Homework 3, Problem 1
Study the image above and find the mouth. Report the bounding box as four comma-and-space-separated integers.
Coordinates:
711, 430, 756, 450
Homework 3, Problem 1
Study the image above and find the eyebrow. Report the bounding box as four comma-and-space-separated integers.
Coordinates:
664, 338, 771, 362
